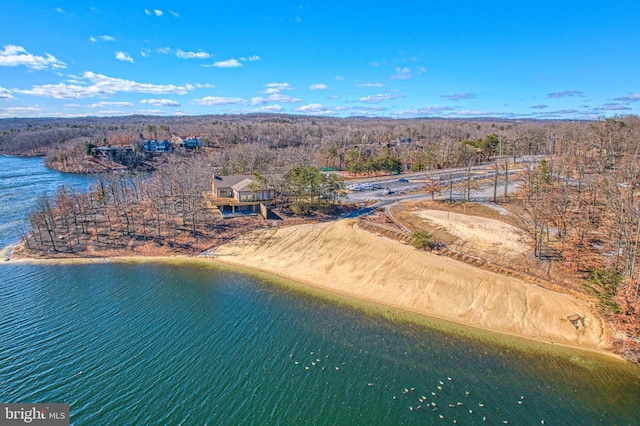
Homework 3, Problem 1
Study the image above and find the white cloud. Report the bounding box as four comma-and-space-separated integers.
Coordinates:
192, 96, 248, 106
613, 93, 640, 102
209, 59, 242, 68
357, 82, 385, 87
240, 55, 260, 62
138, 109, 165, 115
18, 83, 104, 99
115, 52, 134, 63
195, 83, 215, 89
440, 93, 477, 101
242, 105, 285, 113
157, 47, 172, 55
140, 98, 181, 107
265, 82, 291, 90
91, 35, 116, 42
359, 93, 403, 103
0, 106, 42, 117
547, 90, 584, 98
145, 9, 164, 17
250, 93, 301, 104
389, 67, 412, 80
141, 49, 152, 58
293, 103, 342, 115
593, 103, 632, 111
176, 49, 211, 59
309, 84, 328, 90
0, 45, 66, 70
0, 87, 15, 100
348, 107, 387, 117
93, 110, 132, 116
89, 101, 134, 108
17, 72, 196, 99
55, 8, 64, 13
83, 72, 194, 94
448, 110, 500, 117
392, 106, 456, 118
169, 10, 179, 17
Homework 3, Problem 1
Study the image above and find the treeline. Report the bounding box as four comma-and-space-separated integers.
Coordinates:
24, 158, 346, 256
515, 117, 640, 361
26, 155, 217, 255
1, 114, 558, 175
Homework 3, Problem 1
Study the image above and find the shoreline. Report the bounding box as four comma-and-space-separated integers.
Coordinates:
3, 222, 622, 361
6, 253, 623, 361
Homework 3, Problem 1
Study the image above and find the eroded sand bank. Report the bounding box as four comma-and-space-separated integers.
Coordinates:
213, 219, 608, 350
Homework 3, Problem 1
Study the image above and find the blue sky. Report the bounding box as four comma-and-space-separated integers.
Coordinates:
1, 1, 639, 119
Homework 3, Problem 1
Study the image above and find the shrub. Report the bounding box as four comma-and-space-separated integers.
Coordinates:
410, 230, 433, 250
583, 269, 623, 313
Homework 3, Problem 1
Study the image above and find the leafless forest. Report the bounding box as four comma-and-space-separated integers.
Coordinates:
3, 113, 640, 362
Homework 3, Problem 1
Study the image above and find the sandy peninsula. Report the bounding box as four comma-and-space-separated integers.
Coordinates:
212, 219, 608, 350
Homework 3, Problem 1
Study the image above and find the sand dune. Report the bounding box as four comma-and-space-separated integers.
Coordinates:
214, 219, 608, 350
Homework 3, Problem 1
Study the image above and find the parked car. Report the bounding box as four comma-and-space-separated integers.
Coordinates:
371, 183, 382, 190
383, 187, 391, 195
398, 178, 409, 183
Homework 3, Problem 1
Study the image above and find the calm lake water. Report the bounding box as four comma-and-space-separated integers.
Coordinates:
1, 156, 640, 425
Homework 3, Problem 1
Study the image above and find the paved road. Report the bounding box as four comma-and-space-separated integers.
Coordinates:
346, 169, 521, 203
342, 156, 536, 217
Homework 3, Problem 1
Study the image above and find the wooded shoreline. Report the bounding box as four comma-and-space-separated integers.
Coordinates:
3, 113, 640, 364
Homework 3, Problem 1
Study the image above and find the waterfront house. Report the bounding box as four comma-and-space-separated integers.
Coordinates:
144, 139, 173, 153
171, 135, 202, 150
91, 145, 133, 159
211, 174, 276, 217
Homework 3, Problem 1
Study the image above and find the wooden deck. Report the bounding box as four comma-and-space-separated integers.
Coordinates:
204, 194, 267, 218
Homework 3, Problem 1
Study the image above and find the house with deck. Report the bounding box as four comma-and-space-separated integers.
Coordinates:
171, 135, 202, 150
144, 139, 172, 153
91, 145, 133, 159
210, 174, 276, 217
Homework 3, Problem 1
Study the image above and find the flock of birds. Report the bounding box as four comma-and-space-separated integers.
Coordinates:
290, 351, 340, 372
290, 352, 546, 424
392, 377, 545, 424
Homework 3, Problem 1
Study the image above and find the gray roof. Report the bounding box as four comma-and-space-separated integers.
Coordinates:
213, 175, 255, 188
231, 178, 256, 192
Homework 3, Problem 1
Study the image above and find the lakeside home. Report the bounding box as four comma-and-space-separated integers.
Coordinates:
171, 135, 202, 150
143, 139, 172, 153
91, 145, 133, 159
210, 174, 276, 217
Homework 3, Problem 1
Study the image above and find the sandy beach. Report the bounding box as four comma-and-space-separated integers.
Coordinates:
6, 212, 611, 353
212, 219, 609, 350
